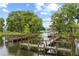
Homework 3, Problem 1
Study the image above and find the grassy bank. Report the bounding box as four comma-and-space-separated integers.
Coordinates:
59, 32, 79, 39
0, 32, 42, 37
0, 32, 23, 36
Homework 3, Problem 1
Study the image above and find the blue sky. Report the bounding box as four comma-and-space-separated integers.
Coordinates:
0, 3, 64, 28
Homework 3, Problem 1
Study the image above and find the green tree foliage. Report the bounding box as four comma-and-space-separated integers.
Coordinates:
6, 10, 43, 33
61, 3, 78, 33
24, 24, 30, 33
0, 18, 4, 32
51, 13, 66, 33
51, 3, 78, 38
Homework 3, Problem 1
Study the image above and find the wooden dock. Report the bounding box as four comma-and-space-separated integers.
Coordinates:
18, 34, 73, 56
3, 32, 73, 55
20, 43, 71, 52
5, 33, 39, 42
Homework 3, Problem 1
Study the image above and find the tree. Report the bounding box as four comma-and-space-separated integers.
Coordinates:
51, 13, 66, 33
6, 10, 43, 33
23, 24, 30, 33
0, 18, 4, 32
51, 3, 78, 35
60, 3, 78, 33
50, 3, 79, 55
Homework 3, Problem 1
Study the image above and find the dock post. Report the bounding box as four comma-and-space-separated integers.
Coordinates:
71, 38, 76, 56
38, 43, 40, 56
21, 38, 23, 43
56, 42, 58, 55
28, 39, 30, 50
75, 38, 78, 56
17, 39, 18, 44
38, 43, 39, 50
43, 43, 46, 56
45, 40, 47, 49
12, 40, 13, 44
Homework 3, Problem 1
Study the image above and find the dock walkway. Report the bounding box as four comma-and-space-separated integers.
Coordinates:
20, 43, 71, 52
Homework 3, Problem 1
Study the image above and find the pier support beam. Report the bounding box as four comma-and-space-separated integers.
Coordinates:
71, 38, 76, 56
56, 42, 58, 55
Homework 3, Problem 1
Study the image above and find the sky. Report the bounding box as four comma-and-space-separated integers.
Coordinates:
0, 3, 64, 29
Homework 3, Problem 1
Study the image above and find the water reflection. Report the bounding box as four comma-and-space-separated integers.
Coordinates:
75, 42, 79, 55
0, 36, 46, 56
0, 37, 10, 56
0, 37, 3, 47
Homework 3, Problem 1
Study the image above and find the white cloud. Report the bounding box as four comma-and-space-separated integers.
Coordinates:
0, 3, 8, 8
0, 3, 9, 13
2, 9, 9, 13
43, 18, 51, 28
35, 3, 60, 12
36, 3, 44, 7
43, 18, 51, 22
35, 3, 45, 11
35, 3, 60, 16
40, 12, 48, 15
46, 3, 60, 11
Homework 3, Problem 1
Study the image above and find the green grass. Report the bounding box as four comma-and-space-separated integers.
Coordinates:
0, 32, 41, 37
73, 32, 79, 38
59, 32, 68, 39
59, 31, 79, 39
0, 32, 22, 36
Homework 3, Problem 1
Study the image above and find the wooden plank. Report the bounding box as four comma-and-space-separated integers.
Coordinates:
54, 41, 71, 44
20, 43, 71, 52
6, 34, 38, 40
